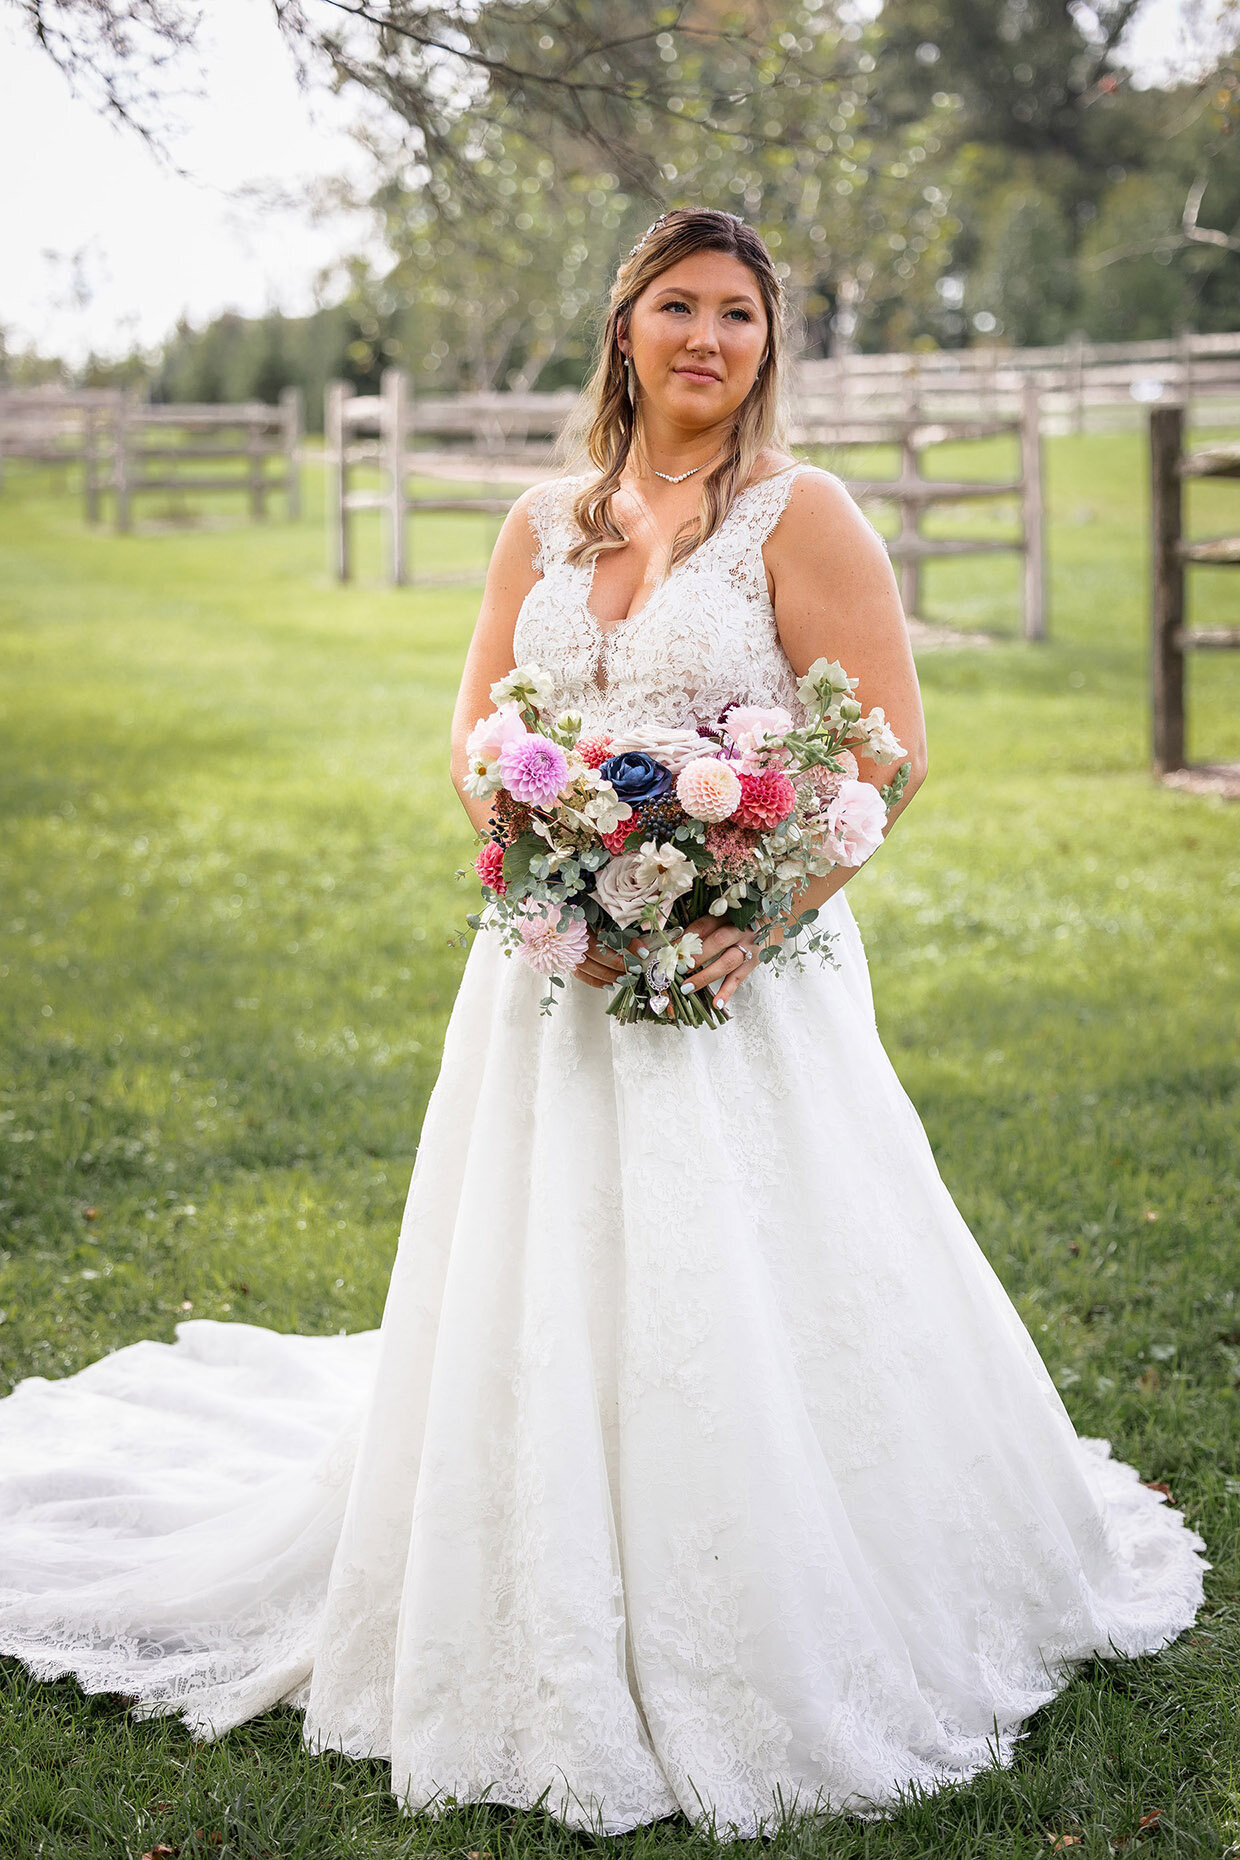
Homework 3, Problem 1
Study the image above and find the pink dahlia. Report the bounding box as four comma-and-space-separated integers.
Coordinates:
515, 904, 590, 977
732, 768, 796, 831
577, 734, 614, 770
475, 839, 507, 895
497, 735, 571, 808
676, 755, 742, 823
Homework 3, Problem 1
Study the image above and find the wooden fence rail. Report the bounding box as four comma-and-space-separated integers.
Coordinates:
1149, 404, 1240, 785
326, 368, 1047, 638
103, 390, 304, 530
0, 388, 123, 489
800, 330, 1240, 433
0, 386, 303, 527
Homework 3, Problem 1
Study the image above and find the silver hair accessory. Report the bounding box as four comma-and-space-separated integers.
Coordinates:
624, 208, 753, 263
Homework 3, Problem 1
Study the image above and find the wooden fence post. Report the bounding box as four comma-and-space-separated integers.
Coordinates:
382, 367, 409, 586
248, 411, 267, 520
114, 391, 133, 534
83, 405, 101, 524
1149, 403, 1186, 774
1020, 379, 1047, 641
1070, 331, 1087, 435
280, 385, 303, 521
326, 381, 348, 580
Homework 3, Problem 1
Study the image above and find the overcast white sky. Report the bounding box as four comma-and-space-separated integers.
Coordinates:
0, 0, 1216, 367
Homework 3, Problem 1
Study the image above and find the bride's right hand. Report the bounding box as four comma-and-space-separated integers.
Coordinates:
575, 928, 638, 990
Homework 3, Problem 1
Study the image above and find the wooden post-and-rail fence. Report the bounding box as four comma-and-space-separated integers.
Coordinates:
103, 389, 303, 531
796, 375, 1046, 641
325, 371, 529, 586
327, 368, 1047, 639
1149, 404, 1240, 785
0, 386, 303, 529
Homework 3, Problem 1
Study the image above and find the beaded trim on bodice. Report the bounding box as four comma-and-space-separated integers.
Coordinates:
512, 464, 819, 736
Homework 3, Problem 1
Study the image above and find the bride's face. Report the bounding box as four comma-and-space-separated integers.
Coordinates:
622, 250, 769, 430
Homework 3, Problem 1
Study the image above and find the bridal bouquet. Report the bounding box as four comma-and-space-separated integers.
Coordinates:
462, 661, 909, 1027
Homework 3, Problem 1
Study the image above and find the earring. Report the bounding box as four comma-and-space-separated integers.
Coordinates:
625, 357, 636, 406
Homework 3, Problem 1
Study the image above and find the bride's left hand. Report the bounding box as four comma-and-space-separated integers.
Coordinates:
680, 916, 781, 1008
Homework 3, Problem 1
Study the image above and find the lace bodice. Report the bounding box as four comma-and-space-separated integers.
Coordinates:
514, 463, 820, 735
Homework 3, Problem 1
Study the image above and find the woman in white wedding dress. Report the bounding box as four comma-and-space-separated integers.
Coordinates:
0, 210, 1208, 1839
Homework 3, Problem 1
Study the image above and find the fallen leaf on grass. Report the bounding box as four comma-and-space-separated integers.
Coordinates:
1047, 1837, 1082, 1849
1143, 1481, 1173, 1499
1136, 1367, 1160, 1393
140, 1847, 177, 1859
1111, 1807, 1165, 1849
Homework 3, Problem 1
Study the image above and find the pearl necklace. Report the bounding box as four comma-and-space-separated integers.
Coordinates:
648, 451, 725, 483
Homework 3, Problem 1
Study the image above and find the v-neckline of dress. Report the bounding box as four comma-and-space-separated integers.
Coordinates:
579, 464, 802, 642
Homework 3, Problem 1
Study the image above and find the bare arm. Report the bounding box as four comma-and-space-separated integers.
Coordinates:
685, 466, 929, 1004
448, 486, 545, 836
766, 465, 929, 916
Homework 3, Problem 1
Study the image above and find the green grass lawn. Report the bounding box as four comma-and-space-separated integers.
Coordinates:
1, 430, 1238, 1859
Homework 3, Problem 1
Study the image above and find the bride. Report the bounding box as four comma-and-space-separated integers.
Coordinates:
0, 209, 1208, 1839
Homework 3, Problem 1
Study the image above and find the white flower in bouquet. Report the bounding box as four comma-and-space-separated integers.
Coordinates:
463, 756, 505, 799
490, 663, 555, 709
796, 657, 857, 712
579, 784, 634, 836
631, 839, 696, 901
607, 724, 717, 772
856, 707, 907, 763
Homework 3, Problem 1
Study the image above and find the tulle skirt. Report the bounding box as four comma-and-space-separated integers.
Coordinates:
0, 894, 1208, 1836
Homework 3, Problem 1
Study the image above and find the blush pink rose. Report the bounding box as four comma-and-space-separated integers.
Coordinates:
722, 704, 793, 771
465, 701, 529, 766
824, 779, 887, 866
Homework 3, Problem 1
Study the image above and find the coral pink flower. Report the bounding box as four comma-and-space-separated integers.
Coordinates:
675, 756, 742, 823
577, 734, 614, 770
732, 768, 796, 830
600, 821, 635, 855
515, 903, 590, 976
475, 840, 507, 895
497, 735, 571, 808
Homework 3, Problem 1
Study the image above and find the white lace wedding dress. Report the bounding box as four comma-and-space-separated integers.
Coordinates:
0, 464, 1208, 1837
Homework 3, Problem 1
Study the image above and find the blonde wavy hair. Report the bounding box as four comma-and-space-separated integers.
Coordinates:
564, 208, 791, 574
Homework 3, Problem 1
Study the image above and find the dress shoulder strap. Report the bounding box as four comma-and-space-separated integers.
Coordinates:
736, 460, 891, 555
732, 460, 816, 547
529, 474, 589, 574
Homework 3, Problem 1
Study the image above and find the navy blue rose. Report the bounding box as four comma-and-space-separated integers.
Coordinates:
598, 751, 674, 803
